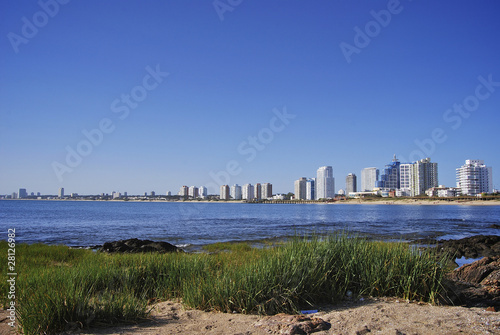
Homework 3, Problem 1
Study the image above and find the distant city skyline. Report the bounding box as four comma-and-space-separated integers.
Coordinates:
1, 1, 499, 195
3, 156, 496, 198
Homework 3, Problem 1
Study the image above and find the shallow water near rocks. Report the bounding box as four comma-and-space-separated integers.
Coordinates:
455, 256, 484, 269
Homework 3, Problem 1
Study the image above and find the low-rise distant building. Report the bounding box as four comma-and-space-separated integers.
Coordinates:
348, 191, 378, 198
426, 186, 461, 198
395, 189, 411, 197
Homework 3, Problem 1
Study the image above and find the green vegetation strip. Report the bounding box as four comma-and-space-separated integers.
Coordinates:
0, 234, 447, 334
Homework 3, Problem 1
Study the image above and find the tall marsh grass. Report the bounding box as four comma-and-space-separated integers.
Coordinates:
0, 234, 447, 334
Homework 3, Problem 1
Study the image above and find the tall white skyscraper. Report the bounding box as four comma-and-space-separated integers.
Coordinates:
188, 186, 199, 198
399, 163, 413, 196
58, 187, 64, 198
306, 178, 315, 200
316, 166, 335, 199
457, 160, 493, 196
294, 177, 307, 200
199, 186, 208, 198
361, 167, 379, 191
231, 184, 242, 200
242, 184, 254, 200
179, 186, 188, 197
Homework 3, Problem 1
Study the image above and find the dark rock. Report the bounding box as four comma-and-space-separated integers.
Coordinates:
417, 235, 500, 259
489, 224, 500, 229
355, 326, 371, 335
449, 257, 498, 284
99, 238, 182, 253
445, 256, 500, 308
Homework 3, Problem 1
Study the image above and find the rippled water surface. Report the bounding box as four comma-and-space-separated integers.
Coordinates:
1, 200, 499, 248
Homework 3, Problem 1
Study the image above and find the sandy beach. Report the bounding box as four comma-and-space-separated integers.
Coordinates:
71, 298, 500, 335
338, 199, 500, 206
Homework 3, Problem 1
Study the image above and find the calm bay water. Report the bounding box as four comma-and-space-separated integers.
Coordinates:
1, 200, 499, 249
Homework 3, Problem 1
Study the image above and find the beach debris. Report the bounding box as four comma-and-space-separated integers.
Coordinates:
300, 310, 318, 314
254, 314, 331, 334
99, 238, 183, 253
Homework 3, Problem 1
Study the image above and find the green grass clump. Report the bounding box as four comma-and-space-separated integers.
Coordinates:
202, 241, 253, 253
0, 234, 447, 334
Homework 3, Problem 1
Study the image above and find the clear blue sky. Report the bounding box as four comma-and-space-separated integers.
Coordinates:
1, 0, 499, 195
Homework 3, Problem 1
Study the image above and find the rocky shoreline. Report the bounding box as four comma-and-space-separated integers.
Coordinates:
98, 238, 184, 254
412, 235, 500, 310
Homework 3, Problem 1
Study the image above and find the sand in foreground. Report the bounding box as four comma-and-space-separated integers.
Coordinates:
74, 298, 500, 335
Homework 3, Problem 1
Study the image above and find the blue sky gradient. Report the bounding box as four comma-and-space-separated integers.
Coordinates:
1, 0, 499, 195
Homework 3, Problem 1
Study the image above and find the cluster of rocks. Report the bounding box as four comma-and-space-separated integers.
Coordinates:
99, 238, 183, 253
415, 235, 500, 259
414, 234, 500, 309
446, 256, 500, 309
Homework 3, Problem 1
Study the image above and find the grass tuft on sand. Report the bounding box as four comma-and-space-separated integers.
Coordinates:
0, 234, 447, 334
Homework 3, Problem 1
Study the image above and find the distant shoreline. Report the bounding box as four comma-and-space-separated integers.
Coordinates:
2, 198, 500, 206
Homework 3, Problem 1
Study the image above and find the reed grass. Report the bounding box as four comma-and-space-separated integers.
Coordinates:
0, 234, 448, 334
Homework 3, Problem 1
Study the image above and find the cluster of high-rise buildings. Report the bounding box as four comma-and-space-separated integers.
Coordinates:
366, 156, 439, 197
4, 157, 495, 201
178, 186, 208, 199
293, 158, 494, 200
294, 166, 336, 200
219, 183, 273, 201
